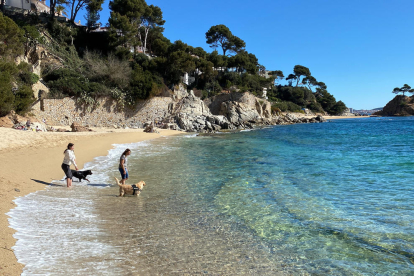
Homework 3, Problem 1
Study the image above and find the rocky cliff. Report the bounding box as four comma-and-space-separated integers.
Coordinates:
163, 91, 325, 133
374, 95, 414, 116
2, 89, 326, 132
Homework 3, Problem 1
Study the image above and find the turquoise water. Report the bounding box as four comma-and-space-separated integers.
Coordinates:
170, 117, 414, 274
9, 117, 414, 275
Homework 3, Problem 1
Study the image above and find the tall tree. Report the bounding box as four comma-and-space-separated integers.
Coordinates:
207, 50, 227, 69
0, 13, 24, 59
302, 75, 318, 91
84, 6, 100, 29
205, 24, 245, 56
56, 5, 68, 16
50, 0, 68, 19
286, 65, 311, 87
228, 51, 258, 74
67, 0, 104, 24
109, 0, 146, 56
268, 70, 284, 85
138, 4, 165, 54
393, 84, 414, 96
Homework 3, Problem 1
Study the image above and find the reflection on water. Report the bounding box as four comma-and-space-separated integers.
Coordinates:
9, 118, 414, 275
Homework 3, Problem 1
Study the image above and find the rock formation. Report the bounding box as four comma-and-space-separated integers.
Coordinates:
374, 95, 414, 116
70, 122, 93, 132
165, 91, 326, 132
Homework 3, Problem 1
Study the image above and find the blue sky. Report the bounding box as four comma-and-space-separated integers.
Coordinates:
72, 0, 414, 109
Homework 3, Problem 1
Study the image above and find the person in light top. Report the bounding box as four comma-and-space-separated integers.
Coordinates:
61, 143, 78, 188
119, 149, 131, 185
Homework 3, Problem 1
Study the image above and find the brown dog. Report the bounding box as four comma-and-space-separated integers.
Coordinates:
114, 177, 146, 197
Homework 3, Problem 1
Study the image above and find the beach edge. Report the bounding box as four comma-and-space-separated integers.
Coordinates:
0, 128, 182, 276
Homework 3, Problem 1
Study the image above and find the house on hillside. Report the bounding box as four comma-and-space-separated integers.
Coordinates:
4, 0, 67, 19
4, 0, 31, 11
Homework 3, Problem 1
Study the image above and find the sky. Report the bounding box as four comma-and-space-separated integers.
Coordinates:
71, 0, 414, 109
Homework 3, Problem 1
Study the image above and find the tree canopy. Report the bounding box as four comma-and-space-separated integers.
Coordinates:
286, 65, 311, 87
393, 84, 414, 96
205, 24, 245, 56
0, 13, 24, 59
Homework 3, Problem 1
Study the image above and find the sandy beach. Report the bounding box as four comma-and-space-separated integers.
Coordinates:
323, 115, 370, 120
0, 127, 181, 276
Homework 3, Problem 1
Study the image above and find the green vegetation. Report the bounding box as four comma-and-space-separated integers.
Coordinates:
393, 84, 414, 96
0, 13, 35, 117
0, 0, 347, 117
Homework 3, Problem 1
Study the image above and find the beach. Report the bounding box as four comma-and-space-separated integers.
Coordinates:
0, 115, 368, 275
0, 127, 181, 276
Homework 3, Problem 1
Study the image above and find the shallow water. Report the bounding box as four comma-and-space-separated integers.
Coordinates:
9, 117, 414, 275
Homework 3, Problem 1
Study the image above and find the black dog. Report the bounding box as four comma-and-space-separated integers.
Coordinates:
71, 170, 93, 182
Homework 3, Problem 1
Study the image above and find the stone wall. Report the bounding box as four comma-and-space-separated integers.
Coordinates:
31, 96, 174, 128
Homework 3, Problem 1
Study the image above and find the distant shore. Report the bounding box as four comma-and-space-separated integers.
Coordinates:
323, 115, 370, 120
0, 127, 182, 276
287, 113, 371, 120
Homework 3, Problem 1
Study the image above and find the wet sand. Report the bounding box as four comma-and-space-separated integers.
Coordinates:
0, 127, 181, 276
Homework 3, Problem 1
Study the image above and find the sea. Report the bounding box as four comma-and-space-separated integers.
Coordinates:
8, 117, 414, 275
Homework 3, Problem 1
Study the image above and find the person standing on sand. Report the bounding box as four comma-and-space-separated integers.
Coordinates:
62, 143, 78, 188
119, 149, 131, 185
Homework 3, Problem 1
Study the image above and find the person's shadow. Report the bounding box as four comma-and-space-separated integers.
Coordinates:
31, 179, 112, 188
31, 179, 62, 187
87, 184, 112, 187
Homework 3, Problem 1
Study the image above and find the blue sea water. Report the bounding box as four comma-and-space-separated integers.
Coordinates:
9, 117, 414, 275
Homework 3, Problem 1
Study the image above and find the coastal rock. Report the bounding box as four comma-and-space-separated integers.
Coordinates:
262, 101, 272, 118
205, 92, 259, 115
374, 95, 414, 116
172, 83, 189, 100
219, 101, 261, 124
174, 92, 212, 117
315, 115, 326, 122
70, 122, 92, 132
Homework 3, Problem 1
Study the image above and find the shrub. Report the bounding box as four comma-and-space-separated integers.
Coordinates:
0, 72, 14, 117
272, 101, 302, 112
0, 61, 35, 116
0, 13, 24, 59
13, 85, 34, 114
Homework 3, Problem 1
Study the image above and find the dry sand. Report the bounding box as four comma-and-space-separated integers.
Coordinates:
323, 115, 370, 120
0, 127, 182, 276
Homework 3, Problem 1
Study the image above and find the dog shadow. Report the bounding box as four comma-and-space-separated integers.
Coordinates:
31, 179, 62, 187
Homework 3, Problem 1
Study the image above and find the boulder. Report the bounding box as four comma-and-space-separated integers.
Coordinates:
172, 83, 189, 100
262, 101, 272, 118
71, 122, 92, 132
174, 92, 211, 117
205, 121, 213, 130
315, 115, 326, 122
176, 114, 194, 131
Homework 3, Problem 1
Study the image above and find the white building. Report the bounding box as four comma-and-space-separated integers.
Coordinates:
262, 87, 268, 99
4, 0, 31, 10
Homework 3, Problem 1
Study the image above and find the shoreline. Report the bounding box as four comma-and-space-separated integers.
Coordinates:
0, 127, 182, 276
